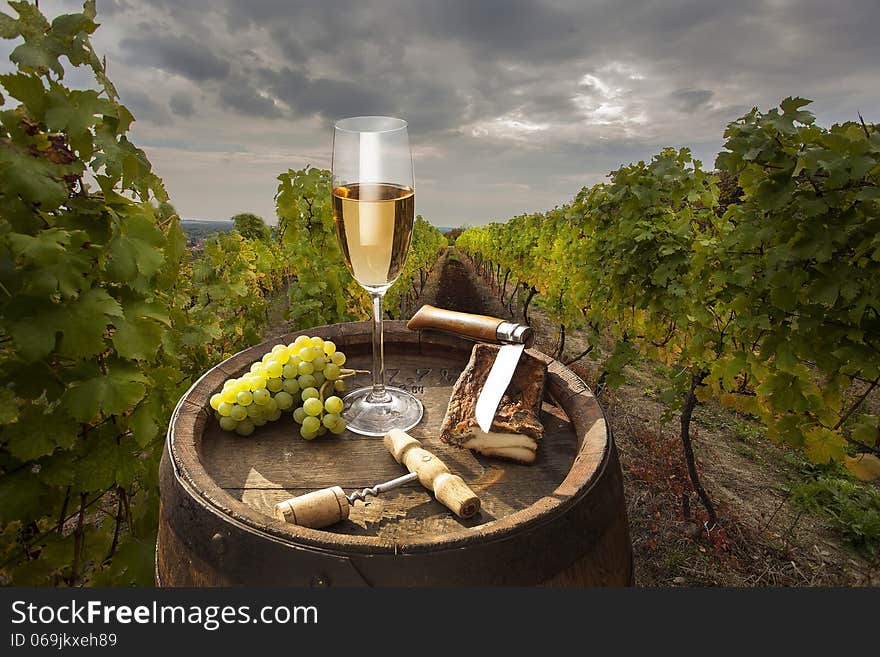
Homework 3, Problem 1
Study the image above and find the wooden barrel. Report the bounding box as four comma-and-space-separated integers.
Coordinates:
157, 321, 632, 586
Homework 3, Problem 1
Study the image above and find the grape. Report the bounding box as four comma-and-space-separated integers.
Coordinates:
324, 396, 344, 414
303, 397, 323, 416
300, 347, 319, 362
212, 342, 352, 435
248, 374, 267, 391
302, 415, 321, 433
275, 391, 294, 410
235, 419, 255, 436
329, 417, 347, 435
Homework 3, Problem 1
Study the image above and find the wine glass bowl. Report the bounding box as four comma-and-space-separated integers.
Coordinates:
331, 116, 423, 436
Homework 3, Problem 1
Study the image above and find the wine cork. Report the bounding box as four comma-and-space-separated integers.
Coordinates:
273, 486, 349, 529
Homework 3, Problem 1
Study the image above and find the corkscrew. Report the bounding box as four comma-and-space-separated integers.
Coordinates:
345, 472, 419, 504
274, 430, 481, 529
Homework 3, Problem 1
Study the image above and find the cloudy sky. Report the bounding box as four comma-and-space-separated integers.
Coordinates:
5, 0, 880, 225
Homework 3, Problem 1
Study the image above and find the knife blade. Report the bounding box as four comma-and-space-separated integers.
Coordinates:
474, 341, 525, 433
406, 305, 534, 432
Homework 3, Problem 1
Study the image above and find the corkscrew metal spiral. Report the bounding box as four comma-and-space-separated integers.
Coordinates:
345, 472, 419, 504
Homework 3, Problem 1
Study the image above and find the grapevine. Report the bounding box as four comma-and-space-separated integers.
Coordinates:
0, 2, 447, 585
458, 100, 880, 527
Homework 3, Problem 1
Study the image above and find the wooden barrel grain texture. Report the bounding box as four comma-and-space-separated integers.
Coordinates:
157, 321, 633, 587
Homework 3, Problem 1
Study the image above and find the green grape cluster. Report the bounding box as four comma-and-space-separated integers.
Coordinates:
209, 335, 350, 439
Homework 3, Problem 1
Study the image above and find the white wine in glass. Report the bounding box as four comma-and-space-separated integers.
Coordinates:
331, 116, 423, 436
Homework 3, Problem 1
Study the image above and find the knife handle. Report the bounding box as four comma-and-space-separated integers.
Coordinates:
407, 305, 534, 346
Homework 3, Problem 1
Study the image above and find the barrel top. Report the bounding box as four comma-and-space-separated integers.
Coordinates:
167, 321, 610, 554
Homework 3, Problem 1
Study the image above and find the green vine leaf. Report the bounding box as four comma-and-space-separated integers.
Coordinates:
61, 364, 147, 423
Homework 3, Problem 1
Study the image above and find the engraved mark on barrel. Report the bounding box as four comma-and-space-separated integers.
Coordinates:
387, 368, 399, 384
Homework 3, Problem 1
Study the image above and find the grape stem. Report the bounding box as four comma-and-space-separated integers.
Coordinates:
338, 368, 370, 379
319, 380, 332, 404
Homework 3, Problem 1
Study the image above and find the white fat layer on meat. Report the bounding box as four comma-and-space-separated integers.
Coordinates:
468, 445, 537, 463
461, 430, 538, 451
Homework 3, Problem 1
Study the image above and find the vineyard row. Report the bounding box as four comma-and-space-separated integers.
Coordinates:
457, 99, 880, 522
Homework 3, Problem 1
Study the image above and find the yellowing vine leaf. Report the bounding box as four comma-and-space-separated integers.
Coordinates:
844, 455, 880, 481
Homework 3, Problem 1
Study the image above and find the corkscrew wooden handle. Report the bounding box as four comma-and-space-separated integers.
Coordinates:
383, 430, 481, 519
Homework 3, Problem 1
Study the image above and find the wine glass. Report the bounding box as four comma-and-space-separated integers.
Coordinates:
331, 116, 423, 436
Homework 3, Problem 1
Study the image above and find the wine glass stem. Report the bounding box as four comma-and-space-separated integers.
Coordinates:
368, 291, 391, 404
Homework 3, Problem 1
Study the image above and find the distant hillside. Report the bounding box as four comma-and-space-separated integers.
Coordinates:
181, 219, 235, 242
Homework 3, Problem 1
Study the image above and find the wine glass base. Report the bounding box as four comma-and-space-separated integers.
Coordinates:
341, 386, 424, 437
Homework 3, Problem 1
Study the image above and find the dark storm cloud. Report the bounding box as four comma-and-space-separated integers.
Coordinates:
38, 0, 878, 225
168, 91, 195, 117
119, 33, 230, 81
270, 28, 307, 62
119, 87, 171, 124
219, 78, 283, 119
416, 0, 585, 61
258, 68, 386, 121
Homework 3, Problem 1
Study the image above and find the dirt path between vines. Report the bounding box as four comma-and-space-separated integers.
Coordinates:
435, 250, 878, 587
433, 251, 484, 312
